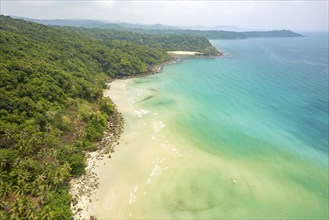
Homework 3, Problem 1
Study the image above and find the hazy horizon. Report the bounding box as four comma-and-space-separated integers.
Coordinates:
1, 1, 328, 32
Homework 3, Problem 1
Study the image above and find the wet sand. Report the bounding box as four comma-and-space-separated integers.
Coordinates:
71, 64, 328, 219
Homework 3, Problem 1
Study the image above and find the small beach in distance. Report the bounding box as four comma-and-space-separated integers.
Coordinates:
167, 51, 204, 56
81, 34, 328, 219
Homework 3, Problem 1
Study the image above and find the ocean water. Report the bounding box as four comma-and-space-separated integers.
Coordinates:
94, 34, 328, 219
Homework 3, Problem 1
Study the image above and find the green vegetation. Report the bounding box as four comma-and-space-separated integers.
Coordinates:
243, 30, 302, 38
24, 17, 302, 39
21, 18, 123, 29
20, 17, 179, 30
0, 15, 220, 219
64, 27, 219, 55
132, 29, 302, 39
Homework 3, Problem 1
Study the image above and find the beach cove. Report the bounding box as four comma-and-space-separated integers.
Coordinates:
72, 36, 328, 219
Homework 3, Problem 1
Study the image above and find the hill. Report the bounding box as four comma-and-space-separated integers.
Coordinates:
0, 15, 219, 219
13, 17, 123, 29
64, 27, 220, 55
17, 17, 180, 30
22, 17, 302, 39
134, 29, 302, 39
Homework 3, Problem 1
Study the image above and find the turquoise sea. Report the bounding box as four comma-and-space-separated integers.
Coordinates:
95, 33, 328, 219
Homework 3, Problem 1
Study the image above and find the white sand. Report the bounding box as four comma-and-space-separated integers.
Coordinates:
167, 51, 203, 56
70, 151, 100, 219
70, 78, 324, 219
70, 83, 128, 219
71, 79, 174, 219
87, 80, 170, 218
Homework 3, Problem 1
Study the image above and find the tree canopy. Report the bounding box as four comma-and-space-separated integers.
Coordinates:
0, 15, 221, 219
23, 17, 302, 40
64, 27, 219, 55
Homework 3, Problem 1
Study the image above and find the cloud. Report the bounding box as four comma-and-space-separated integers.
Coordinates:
1, 0, 328, 30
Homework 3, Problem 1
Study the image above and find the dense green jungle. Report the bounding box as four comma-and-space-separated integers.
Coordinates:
0, 15, 218, 219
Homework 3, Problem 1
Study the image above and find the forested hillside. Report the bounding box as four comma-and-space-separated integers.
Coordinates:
16, 17, 220, 55
24, 17, 302, 40
20, 17, 180, 30
64, 27, 220, 55
0, 15, 218, 219
135, 29, 302, 39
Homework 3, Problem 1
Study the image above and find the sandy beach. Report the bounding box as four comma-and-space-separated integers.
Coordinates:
70, 79, 176, 219
69, 77, 242, 219
69, 57, 180, 219
70, 57, 328, 219
69, 54, 180, 219
69, 96, 124, 219
167, 50, 204, 56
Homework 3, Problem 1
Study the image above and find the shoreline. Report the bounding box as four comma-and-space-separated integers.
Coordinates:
167, 50, 224, 58
68, 42, 329, 219
70, 111, 124, 219
69, 58, 177, 219
69, 53, 223, 219
167, 50, 204, 56
110, 57, 179, 82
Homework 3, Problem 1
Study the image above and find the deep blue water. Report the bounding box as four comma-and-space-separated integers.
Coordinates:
148, 34, 329, 164
210, 35, 328, 156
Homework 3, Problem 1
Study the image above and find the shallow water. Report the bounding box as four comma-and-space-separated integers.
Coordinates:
91, 34, 328, 219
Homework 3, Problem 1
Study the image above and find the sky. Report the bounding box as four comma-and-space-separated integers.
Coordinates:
1, 0, 328, 31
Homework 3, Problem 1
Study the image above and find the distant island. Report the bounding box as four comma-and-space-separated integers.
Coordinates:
133, 29, 302, 39
17, 17, 302, 39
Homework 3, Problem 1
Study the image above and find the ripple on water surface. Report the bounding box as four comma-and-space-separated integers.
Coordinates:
97, 36, 328, 219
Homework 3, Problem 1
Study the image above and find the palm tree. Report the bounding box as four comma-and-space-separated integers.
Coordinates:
40, 206, 55, 220
4, 128, 13, 140
39, 185, 52, 203
38, 148, 48, 161
0, 154, 7, 169
18, 141, 33, 155
28, 132, 40, 148
10, 197, 24, 218
13, 169, 32, 196
18, 130, 27, 147
61, 162, 71, 176
51, 172, 60, 191
45, 123, 53, 133
23, 197, 38, 219
49, 149, 57, 161
17, 169, 31, 184
0, 169, 7, 182
13, 184, 25, 196
47, 163, 70, 192
0, 180, 12, 199
35, 173, 47, 184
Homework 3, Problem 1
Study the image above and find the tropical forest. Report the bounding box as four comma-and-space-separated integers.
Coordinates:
0, 15, 219, 219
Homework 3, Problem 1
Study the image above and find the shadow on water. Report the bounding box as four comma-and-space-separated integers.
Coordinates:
139, 95, 154, 102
